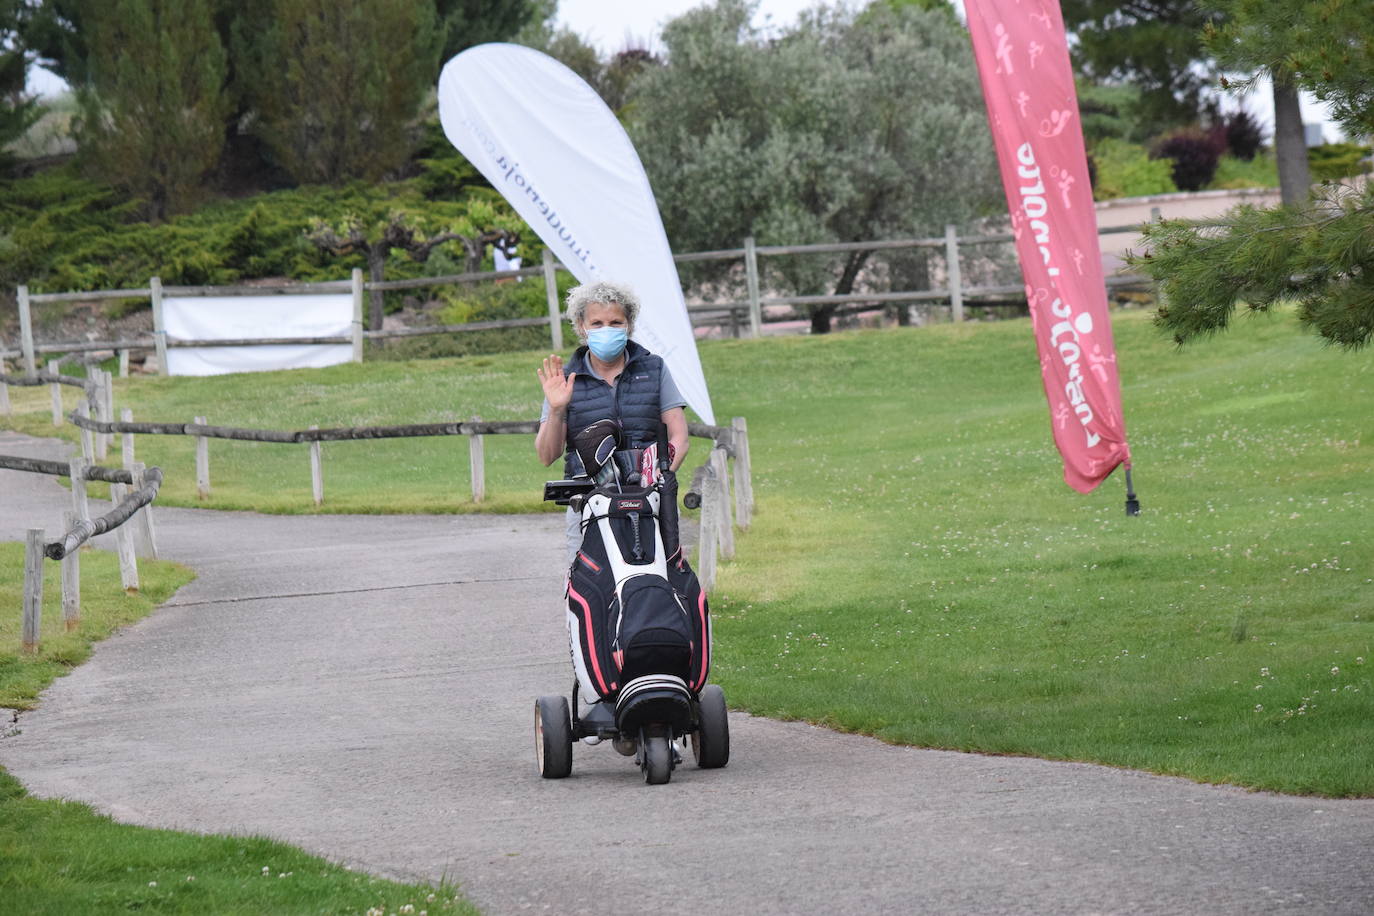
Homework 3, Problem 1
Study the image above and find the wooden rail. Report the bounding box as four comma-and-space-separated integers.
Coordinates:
61, 407, 751, 546
45, 467, 163, 560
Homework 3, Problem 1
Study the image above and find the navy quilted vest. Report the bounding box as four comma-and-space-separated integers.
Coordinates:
563, 341, 665, 477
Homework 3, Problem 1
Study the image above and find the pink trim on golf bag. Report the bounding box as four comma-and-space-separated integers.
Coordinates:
568, 583, 611, 696
692, 589, 710, 692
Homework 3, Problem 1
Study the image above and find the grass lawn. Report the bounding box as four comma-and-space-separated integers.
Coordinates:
3, 307, 1371, 796
0, 545, 478, 914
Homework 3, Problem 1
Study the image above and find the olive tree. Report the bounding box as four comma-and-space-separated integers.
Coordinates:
627, 0, 999, 333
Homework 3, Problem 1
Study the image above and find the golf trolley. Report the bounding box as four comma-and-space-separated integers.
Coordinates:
535, 419, 729, 785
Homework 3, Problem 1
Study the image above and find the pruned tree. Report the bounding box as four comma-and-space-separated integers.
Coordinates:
628, 0, 999, 334
1129, 0, 1374, 350
76, 0, 228, 220
235, 0, 440, 185
307, 211, 511, 330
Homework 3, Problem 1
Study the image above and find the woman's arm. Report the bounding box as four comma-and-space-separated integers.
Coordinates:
535, 354, 575, 467
535, 412, 566, 467
662, 407, 689, 471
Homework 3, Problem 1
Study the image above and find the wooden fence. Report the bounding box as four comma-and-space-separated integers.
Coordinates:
9, 460, 164, 653
2, 223, 1152, 372
63, 407, 751, 588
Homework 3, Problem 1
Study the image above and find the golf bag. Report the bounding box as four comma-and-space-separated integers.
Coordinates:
562, 421, 711, 706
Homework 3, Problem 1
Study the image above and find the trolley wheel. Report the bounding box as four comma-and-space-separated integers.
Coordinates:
642, 732, 673, 785
535, 695, 573, 779
691, 684, 730, 769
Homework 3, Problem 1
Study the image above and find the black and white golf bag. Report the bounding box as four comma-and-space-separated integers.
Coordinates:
560, 421, 711, 734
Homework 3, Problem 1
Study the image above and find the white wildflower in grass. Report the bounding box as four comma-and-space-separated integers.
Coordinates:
1359, 657, 1366, 665
426, 894, 436, 903
400, 906, 416, 915
186, 876, 195, 882
1260, 667, 1270, 677
1255, 704, 1263, 712
261, 866, 270, 875
1331, 666, 1340, 675
148, 881, 157, 887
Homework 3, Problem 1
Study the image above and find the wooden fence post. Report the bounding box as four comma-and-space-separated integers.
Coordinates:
92, 369, 109, 460
698, 463, 719, 592
309, 425, 323, 506
542, 249, 564, 352
69, 456, 90, 523
731, 417, 753, 530
151, 276, 168, 377
351, 268, 364, 362
47, 359, 62, 425
195, 416, 210, 499
22, 528, 44, 654
118, 348, 129, 378
18, 284, 36, 376
131, 461, 158, 559
744, 236, 763, 338
61, 510, 80, 631
103, 368, 115, 456
0, 359, 10, 416
469, 415, 486, 503
711, 447, 735, 560
76, 400, 94, 462
121, 407, 135, 467
945, 223, 964, 324
109, 479, 139, 593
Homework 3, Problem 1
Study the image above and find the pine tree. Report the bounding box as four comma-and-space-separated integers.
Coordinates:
1, 0, 41, 173
77, 0, 227, 221
235, 0, 439, 186
1130, 0, 1374, 350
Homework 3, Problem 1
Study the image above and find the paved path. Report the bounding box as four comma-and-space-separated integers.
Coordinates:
2, 431, 1373, 915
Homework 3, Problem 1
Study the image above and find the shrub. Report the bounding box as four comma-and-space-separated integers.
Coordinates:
1307, 142, 1373, 182
1223, 109, 1266, 160
1151, 128, 1223, 192
1089, 138, 1176, 200
1209, 153, 1279, 190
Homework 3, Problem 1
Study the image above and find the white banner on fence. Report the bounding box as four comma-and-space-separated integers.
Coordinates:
437, 43, 716, 425
163, 295, 352, 377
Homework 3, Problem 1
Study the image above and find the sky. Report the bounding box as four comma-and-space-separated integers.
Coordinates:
26, 0, 1341, 142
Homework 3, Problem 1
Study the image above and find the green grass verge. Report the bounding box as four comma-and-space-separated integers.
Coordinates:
0, 774, 474, 915
4, 307, 1372, 796
0, 543, 194, 710
0, 545, 478, 913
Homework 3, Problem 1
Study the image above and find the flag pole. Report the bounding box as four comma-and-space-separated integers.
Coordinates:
1124, 464, 1140, 516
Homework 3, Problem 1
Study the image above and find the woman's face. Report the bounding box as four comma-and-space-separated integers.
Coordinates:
581, 301, 629, 337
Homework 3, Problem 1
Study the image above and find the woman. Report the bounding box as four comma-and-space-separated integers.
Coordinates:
536, 280, 689, 565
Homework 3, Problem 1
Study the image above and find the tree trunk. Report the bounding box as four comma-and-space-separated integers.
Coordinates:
1272, 77, 1311, 206
809, 305, 837, 335
367, 250, 386, 332
810, 249, 874, 334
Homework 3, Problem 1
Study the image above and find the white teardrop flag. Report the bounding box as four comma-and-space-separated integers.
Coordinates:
438, 43, 716, 425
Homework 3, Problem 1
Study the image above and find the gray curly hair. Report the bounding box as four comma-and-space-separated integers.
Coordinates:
565, 281, 640, 336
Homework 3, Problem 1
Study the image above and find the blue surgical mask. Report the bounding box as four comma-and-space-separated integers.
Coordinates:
586, 327, 628, 361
